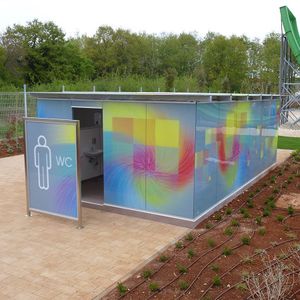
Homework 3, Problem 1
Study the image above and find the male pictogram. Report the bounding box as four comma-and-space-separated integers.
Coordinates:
34, 135, 52, 190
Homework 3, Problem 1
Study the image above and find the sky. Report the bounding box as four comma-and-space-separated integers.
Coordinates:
0, 0, 299, 40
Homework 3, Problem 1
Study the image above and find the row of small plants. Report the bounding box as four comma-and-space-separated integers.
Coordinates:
114, 150, 300, 298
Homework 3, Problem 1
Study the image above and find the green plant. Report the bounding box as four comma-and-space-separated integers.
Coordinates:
241, 235, 251, 245
223, 247, 232, 256
212, 275, 221, 286
276, 215, 284, 222
258, 227, 266, 236
149, 282, 159, 292
187, 248, 195, 259
210, 264, 220, 272
243, 210, 250, 218
288, 205, 294, 215
215, 213, 222, 221
247, 199, 254, 208
175, 241, 183, 249
273, 188, 279, 194
159, 254, 168, 262
255, 216, 262, 225
224, 226, 233, 236
205, 222, 213, 229
178, 280, 189, 290
142, 269, 152, 279
263, 208, 271, 217
117, 282, 127, 296
240, 207, 246, 214
225, 207, 232, 215
177, 264, 187, 274
241, 271, 250, 279
207, 238, 216, 248
236, 282, 248, 292
255, 188, 260, 193
231, 219, 240, 227
249, 192, 255, 198
185, 232, 193, 241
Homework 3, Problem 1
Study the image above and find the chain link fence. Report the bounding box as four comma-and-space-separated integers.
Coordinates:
0, 92, 36, 141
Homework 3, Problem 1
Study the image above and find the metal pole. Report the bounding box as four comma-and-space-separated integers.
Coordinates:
118, 86, 121, 92
93, 85, 96, 92
140, 87, 143, 92
24, 84, 28, 118
62, 85, 65, 92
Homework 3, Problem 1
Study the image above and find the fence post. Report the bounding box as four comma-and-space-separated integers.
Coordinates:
24, 84, 28, 118
93, 85, 96, 92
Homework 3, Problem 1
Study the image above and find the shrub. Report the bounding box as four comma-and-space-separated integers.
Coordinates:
258, 227, 266, 236
215, 213, 222, 221
224, 226, 233, 236
205, 222, 213, 229
117, 282, 127, 296
273, 188, 279, 194
210, 264, 220, 272
185, 232, 194, 241
288, 205, 294, 215
225, 207, 232, 215
212, 275, 221, 286
175, 241, 183, 249
231, 219, 240, 227
178, 280, 189, 290
207, 238, 216, 248
255, 216, 262, 225
247, 199, 254, 208
142, 269, 152, 279
263, 208, 271, 217
223, 247, 232, 256
241, 235, 251, 245
236, 282, 248, 292
159, 254, 168, 262
149, 282, 159, 292
276, 215, 284, 222
187, 248, 195, 259
177, 264, 188, 274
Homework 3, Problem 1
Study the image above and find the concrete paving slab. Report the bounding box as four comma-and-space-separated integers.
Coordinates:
0, 155, 188, 299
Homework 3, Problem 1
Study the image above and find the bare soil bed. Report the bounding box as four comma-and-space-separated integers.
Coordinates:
103, 153, 300, 300
0, 138, 24, 158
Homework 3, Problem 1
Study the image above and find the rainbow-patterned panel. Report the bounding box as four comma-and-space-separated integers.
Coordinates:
103, 102, 195, 218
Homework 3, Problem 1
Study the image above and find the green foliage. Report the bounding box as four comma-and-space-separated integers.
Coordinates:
0, 19, 282, 94
288, 205, 294, 215
258, 227, 266, 236
212, 275, 222, 287
142, 269, 152, 279
207, 238, 216, 248
185, 232, 194, 241
255, 216, 262, 225
178, 280, 189, 290
149, 282, 159, 292
210, 264, 220, 272
236, 283, 248, 291
231, 219, 240, 227
117, 282, 127, 296
224, 226, 233, 236
175, 241, 183, 249
176, 264, 188, 274
187, 248, 195, 259
222, 247, 232, 256
159, 254, 168, 262
276, 215, 284, 222
241, 235, 251, 245
225, 207, 232, 215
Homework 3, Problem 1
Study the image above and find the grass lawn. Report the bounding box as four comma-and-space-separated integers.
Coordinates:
278, 135, 300, 150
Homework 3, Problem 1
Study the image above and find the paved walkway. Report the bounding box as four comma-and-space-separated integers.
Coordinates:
0, 155, 187, 299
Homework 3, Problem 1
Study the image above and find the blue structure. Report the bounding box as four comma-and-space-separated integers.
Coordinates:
30, 92, 279, 227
